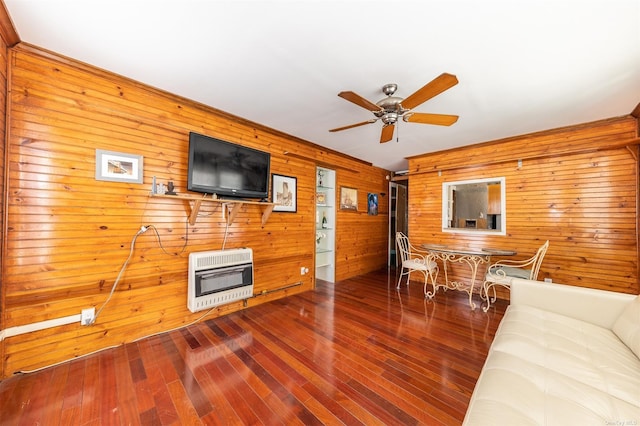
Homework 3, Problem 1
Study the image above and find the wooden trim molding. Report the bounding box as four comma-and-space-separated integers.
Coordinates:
0, 1, 19, 46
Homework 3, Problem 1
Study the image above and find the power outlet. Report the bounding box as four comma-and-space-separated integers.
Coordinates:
543, 278, 552, 283
300, 267, 309, 275
81, 307, 95, 326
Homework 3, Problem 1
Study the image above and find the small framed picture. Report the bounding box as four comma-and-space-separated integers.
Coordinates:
272, 174, 297, 212
340, 186, 358, 211
367, 193, 379, 216
95, 149, 143, 183
316, 192, 327, 205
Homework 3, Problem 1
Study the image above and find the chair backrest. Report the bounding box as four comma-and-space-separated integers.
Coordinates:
529, 240, 550, 280
395, 232, 411, 264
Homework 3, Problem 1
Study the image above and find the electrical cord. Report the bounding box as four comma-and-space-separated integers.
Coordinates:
222, 215, 230, 250
147, 221, 188, 256
91, 219, 189, 325
133, 306, 216, 343
13, 343, 122, 375
90, 225, 149, 325
193, 193, 229, 250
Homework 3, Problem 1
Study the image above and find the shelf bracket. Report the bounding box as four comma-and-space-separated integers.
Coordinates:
261, 204, 275, 226
188, 199, 202, 225
226, 203, 243, 225
225, 202, 274, 226
150, 193, 275, 226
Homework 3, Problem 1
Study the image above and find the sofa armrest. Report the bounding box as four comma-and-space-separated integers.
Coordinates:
509, 278, 637, 329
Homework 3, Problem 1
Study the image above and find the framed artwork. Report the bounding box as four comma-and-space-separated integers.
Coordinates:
367, 193, 379, 216
272, 174, 297, 212
95, 149, 143, 183
340, 186, 358, 211
316, 191, 327, 205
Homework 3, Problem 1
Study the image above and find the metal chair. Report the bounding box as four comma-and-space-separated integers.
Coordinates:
395, 232, 440, 298
482, 240, 549, 311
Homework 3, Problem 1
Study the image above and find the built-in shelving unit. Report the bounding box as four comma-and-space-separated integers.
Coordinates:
150, 193, 275, 226
316, 167, 336, 282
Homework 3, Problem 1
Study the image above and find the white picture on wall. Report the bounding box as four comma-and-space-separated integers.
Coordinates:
272, 174, 297, 212
95, 149, 143, 183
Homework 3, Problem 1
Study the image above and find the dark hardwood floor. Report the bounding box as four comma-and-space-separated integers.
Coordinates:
0, 269, 507, 425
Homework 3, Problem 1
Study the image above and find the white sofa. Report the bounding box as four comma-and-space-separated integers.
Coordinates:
464, 278, 640, 425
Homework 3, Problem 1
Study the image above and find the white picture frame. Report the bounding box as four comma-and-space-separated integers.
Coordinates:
95, 149, 143, 183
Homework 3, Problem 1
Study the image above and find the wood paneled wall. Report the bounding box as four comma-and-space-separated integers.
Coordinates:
334, 169, 390, 280
407, 116, 640, 296
0, 43, 389, 378
0, 14, 8, 381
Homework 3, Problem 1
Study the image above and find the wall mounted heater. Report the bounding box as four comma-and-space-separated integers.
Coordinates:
188, 248, 254, 313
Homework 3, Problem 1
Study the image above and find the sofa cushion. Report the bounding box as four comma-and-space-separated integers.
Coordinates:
612, 295, 640, 358
463, 351, 640, 425
487, 304, 640, 408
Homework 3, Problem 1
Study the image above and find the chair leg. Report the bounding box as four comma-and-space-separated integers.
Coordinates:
432, 266, 440, 293
482, 282, 498, 312
423, 267, 439, 299
479, 281, 488, 300
488, 283, 497, 303
424, 273, 435, 298
397, 268, 409, 289
396, 268, 404, 289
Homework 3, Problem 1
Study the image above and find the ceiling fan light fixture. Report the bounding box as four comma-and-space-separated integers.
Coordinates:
382, 112, 398, 125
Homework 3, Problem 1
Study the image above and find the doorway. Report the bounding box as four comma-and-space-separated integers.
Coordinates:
388, 181, 408, 267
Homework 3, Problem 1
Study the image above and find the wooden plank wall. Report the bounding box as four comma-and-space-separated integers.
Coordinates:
0, 18, 7, 380
334, 169, 390, 280
407, 116, 640, 296
0, 43, 389, 378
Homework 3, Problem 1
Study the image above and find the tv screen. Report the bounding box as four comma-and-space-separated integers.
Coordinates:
187, 132, 271, 199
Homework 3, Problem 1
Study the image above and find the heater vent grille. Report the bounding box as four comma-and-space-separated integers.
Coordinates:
194, 249, 252, 270
188, 248, 253, 312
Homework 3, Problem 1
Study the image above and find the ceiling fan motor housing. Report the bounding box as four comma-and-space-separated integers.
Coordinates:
375, 84, 407, 122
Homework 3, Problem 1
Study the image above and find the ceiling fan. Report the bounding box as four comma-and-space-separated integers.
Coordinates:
329, 73, 459, 143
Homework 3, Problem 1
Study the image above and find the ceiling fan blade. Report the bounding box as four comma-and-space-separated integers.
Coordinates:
401, 73, 458, 110
380, 124, 395, 143
404, 112, 459, 126
329, 119, 377, 132
338, 91, 382, 112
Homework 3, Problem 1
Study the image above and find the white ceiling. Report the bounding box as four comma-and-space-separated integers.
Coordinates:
4, 0, 640, 172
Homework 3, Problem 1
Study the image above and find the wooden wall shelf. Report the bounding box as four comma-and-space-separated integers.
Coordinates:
150, 193, 275, 226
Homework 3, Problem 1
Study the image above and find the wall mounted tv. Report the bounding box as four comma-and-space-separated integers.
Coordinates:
187, 132, 271, 199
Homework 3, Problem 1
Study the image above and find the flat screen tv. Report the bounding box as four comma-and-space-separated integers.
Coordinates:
187, 132, 271, 199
